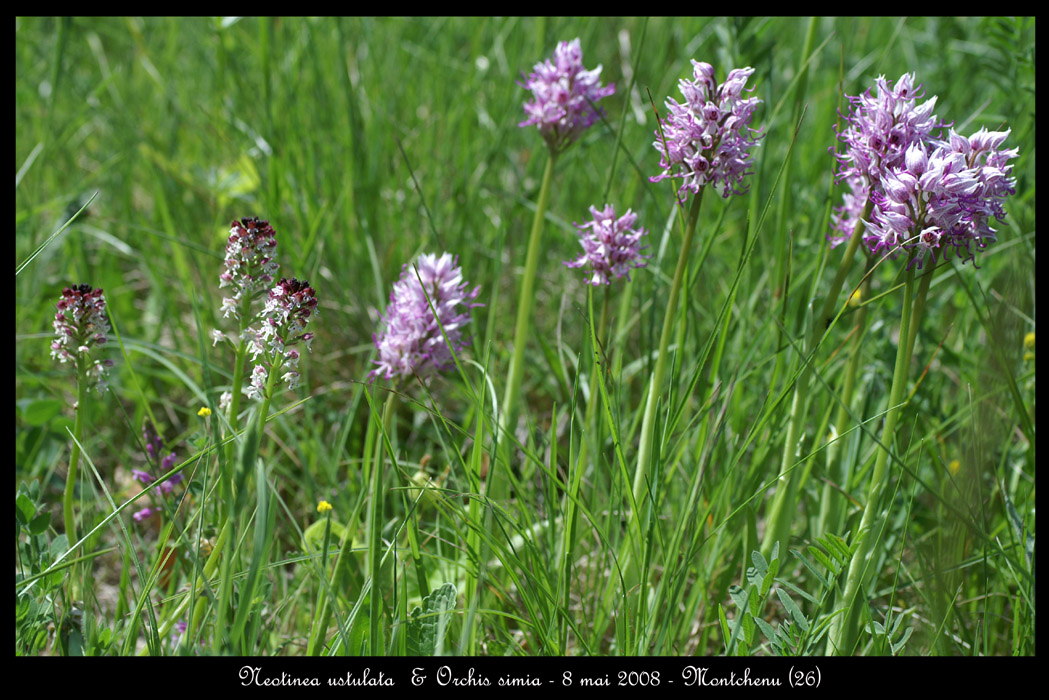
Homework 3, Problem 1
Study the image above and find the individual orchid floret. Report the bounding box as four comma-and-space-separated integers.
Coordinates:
519, 38, 615, 155
651, 61, 764, 200
246, 278, 318, 399
219, 216, 279, 320
50, 284, 114, 393
371, 253, 481, 381
565, 204, 649, 286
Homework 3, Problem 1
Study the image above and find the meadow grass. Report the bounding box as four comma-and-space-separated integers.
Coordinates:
15, 17, 1035, 657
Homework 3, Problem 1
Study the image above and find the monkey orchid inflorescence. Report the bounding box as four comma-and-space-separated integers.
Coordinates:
829, 72, 1018, 268
651, 61, 764, 201
371, 253, 480, 382
565, 204, 649, 286
519, 37, 615, 156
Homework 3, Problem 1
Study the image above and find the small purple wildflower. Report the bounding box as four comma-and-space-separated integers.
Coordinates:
50, 284, 114, 393
651, 61, 763, 201
219, 217, 279, 320
132, 469, 156, 486
519, 38, 615, 155
133, 424, 184, 523
565, 204, 649, 286
371, 253, 481, 381
246, 278, 318, 399
133, 508, 158, 522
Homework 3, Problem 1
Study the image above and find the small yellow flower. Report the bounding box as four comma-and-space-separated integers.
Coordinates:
848, 288, 862, 308
317, 500, 333, 514
948, 460, 960, 477
1024, 332, 1035, 350
197, 406, 212, 417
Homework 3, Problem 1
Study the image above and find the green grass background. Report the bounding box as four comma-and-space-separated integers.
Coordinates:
16, 17, 1035, 656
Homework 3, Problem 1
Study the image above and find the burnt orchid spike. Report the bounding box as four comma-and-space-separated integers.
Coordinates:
828, 73, 947, 247
860, 127, 1018, 268
519, 38, 615, 155
565, 204, 649, 286
219, 216, 279, 320
371, 252, 481, 381
50, 284, 114, 393
246, 278, 318, 399
650, 61, 764, 201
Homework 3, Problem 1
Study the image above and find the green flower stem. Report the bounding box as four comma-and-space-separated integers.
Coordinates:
572, 285, 610, 497
761, 201, 873, 557
307, 507, 334, 654
632, 189, 705, 512
828, 264, 923, 655
199, 296, 255, 648
817, 271, 872, 536
368, 390, 397, 655
213, 349, 281, 653
493, 151, 557, 502
223, 293, 254, 473
559, 285, 609, 651
592, 190, 706, 641
148, 519, 228, 652
63, 362, 89, 548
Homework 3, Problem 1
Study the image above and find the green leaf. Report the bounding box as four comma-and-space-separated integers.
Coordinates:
891, 626, 914, 655
742, 611, 756, 648
18, 398, 64, 426
718, 603, 732, 649
823, 533, 852, 562
29, 512, 52, 536
303, 518, 346, 553
729, 584, 749, 611
791, 548, 831, 589
775, 577, 819, 605
748, 586, 761, 618
808, 544, 836, 573
754, 616, 777, 647
760, 570, 774, 598
776, 588, 809, 633
751, 549, 769, 576
16, 492, 35, 526
406, 582, 457, 656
